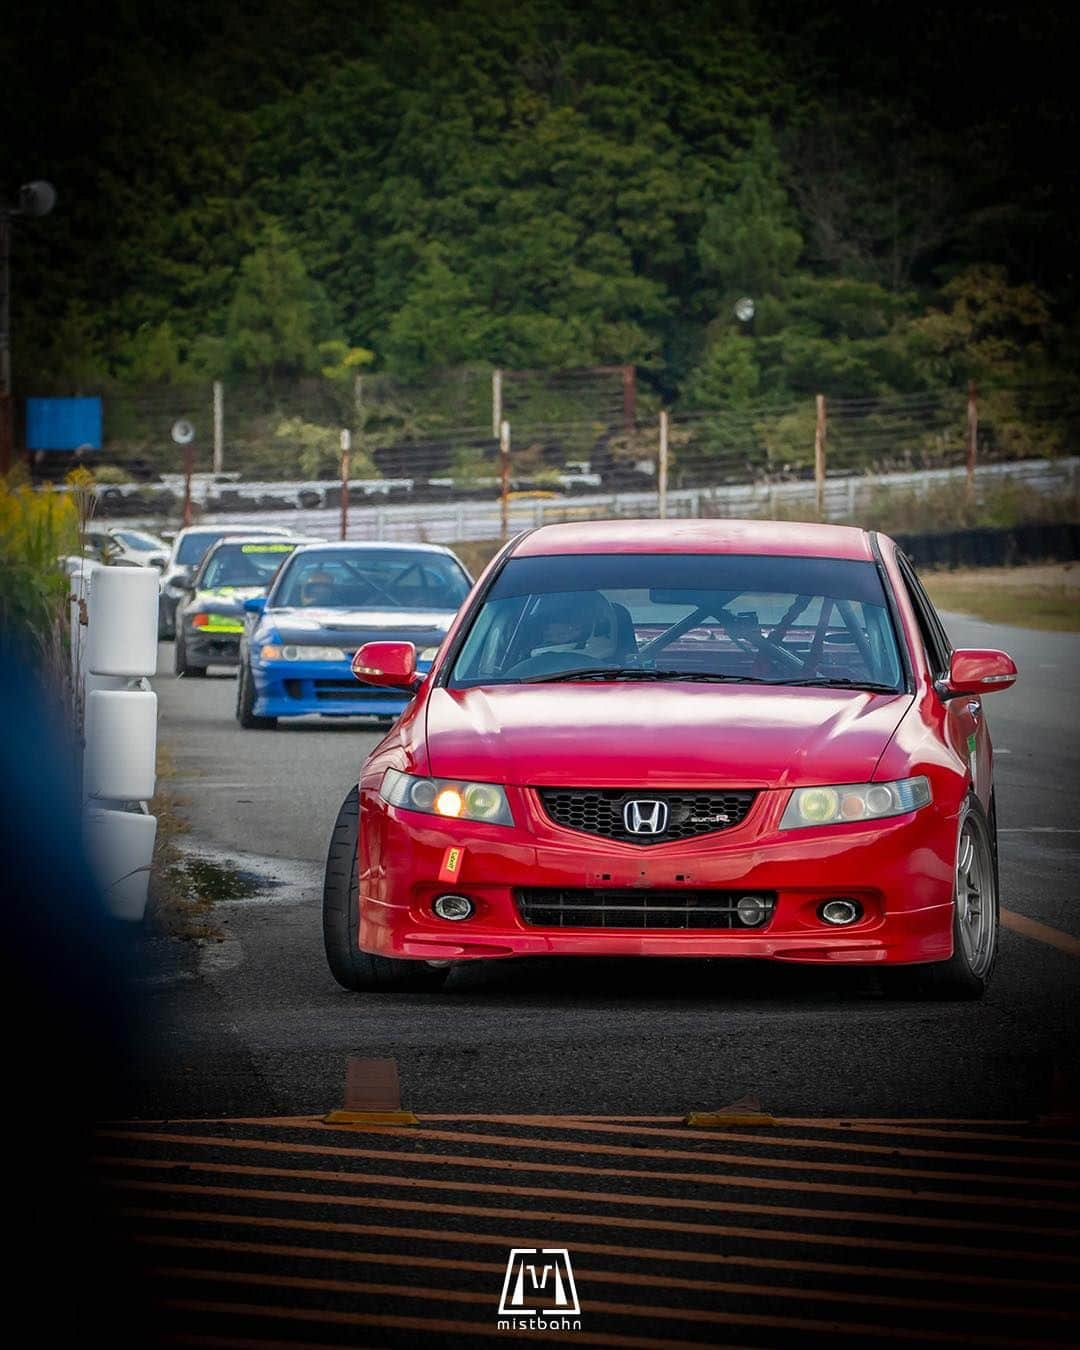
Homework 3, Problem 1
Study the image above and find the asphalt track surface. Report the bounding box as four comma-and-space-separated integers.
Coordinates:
110, 611, 1080, 1348
131, 612, 1079, 1124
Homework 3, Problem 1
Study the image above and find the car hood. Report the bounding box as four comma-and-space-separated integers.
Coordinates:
186, 584, 267, 614
424, 683, 914, 788
264, 606, 457, 645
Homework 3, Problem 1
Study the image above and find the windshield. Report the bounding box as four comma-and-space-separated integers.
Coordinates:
176, 531, 230, 565
198, 541, 299, 590
114, 530, 162, 552
271, 548, 471, 611
450, 553, 905, 690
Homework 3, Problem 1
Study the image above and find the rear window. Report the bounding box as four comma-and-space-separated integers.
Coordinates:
451, 553, 904, 690
198, 541, 298, 589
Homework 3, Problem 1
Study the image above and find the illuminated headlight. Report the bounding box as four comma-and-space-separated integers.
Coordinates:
780, 776, 932, 829
380, 769, 513, 826
259, 644, 347, 661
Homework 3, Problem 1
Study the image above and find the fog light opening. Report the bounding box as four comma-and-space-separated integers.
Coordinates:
736, 895, 769, 927
819, 898, 863, 926
433, 894, 474, 921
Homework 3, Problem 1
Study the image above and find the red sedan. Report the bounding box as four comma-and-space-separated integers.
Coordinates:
323, 520, 1017, 998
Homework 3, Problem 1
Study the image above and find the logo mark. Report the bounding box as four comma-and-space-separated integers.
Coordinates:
624, 799, 669, 835
499, 1248, 580, 1317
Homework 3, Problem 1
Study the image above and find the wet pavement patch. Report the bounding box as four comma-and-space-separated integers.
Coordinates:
180, 856, 264, 902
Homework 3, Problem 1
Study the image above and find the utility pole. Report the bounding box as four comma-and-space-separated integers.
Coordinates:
658, 411, 669, 520
340, 429, 351, 541
212, 380, 225, 475
621, 364, 636, 434
814, 394, 827, 520
499, 419, 511, 542
966, 380, 978, 502
492, 368, 503, 440
0, 180, 56, 474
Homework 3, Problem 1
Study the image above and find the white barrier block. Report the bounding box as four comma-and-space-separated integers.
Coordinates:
85, 807, 158, 921
87, 566, 159, 677
84, 689, 158, 801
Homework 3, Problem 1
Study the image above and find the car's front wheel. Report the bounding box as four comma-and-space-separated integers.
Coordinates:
322, 786, 448, 992
883, 796, 999, 1000
236, 660, 276, 729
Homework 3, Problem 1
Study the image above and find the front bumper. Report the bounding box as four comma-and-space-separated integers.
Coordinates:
185, 630, 242, 666
252, 657, 414, 719
357, 786, 959, 966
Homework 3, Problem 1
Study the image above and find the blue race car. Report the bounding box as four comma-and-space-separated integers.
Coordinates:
236, 541, 473, 729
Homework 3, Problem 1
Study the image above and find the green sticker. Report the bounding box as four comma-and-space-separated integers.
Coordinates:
241, 543, 294, 553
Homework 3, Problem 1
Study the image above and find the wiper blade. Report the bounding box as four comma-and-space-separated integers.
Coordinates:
779, 677, 901, 693
519, 667, 777, 685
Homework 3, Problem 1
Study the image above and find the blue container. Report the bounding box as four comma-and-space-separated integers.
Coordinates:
25, 397, 103, 451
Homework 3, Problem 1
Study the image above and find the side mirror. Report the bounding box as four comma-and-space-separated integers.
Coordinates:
938, 648, 1017, 700
243, 595, 267, 615
351, 640, 420, 689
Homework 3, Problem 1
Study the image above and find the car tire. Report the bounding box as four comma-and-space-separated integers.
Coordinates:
236, 661, 276, 730
175, 633, 207, 678
883, 795, 999, 1001
322, 786, 448, 992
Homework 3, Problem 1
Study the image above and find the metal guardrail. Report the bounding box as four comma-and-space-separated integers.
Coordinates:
96, 455, 1077, 544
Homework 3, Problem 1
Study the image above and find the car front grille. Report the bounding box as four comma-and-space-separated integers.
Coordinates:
537, 787, 756, 845
282, 679, 403, 703
516, 888, 776, 929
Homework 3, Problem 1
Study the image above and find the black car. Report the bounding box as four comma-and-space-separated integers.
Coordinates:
174, 535, 310, 677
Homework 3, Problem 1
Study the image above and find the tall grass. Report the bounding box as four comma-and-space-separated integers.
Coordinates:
0, 469, 81, 672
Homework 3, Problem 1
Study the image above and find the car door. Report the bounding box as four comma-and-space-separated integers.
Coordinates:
896, 553, 990, 810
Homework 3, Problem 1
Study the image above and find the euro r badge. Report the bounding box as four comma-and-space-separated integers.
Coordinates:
438, 846, 464, 882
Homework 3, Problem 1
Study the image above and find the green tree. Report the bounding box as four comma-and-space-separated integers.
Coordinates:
697, 120, 803, 300
221, 226, 338, 382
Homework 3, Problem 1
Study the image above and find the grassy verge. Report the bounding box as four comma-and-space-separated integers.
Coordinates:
923, 564, 1080, 631
147, 743, 227, 941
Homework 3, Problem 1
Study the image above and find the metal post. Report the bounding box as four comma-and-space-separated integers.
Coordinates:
339, 429, 351, 541
181, 441, 195, 527
658, 411, 669, 520
492, 368, 503, 440
499, 419, 511, 542
212, 380, 224, 475
0, 211, 12, 475
966, 380, 978, 500
814, 394, 827, 520
621, 364, 636, 434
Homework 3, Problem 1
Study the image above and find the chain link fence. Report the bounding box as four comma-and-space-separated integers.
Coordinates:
32, 366, 1080, 539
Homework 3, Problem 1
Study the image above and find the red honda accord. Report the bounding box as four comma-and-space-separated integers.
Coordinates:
323, 519, 1017, 998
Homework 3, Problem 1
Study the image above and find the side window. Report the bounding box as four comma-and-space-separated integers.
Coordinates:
897, 555, 951, 675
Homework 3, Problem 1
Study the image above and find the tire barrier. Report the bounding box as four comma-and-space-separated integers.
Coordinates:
894, 520, 1080, 570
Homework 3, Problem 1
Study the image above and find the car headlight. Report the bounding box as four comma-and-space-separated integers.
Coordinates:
780, 776, 932, 829
418, 645, 441, 663
380, 769, 514, 826
259, 644, 347, 661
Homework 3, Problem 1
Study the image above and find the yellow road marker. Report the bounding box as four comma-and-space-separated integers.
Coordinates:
322, 1056, 417, 1128
1002, 908, 1080, 958
686, 1094, 774, 1127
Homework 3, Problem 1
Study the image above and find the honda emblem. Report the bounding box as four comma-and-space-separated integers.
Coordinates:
624, 799, 669, 835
